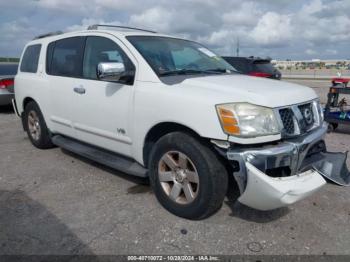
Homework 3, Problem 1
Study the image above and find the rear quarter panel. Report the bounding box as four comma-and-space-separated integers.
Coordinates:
15, 41, 53, 129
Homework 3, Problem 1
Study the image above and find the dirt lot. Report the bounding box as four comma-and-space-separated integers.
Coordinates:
0, 81, 350, 256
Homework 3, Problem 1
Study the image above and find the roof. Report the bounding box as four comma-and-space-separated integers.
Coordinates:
32, 25, 173, 43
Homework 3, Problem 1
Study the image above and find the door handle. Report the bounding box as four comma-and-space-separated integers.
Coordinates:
73, 86, 86, 94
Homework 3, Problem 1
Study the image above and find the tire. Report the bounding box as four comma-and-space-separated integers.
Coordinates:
327, 123, 338, 133
148, 132, 228, 220
23, 101, 54, 149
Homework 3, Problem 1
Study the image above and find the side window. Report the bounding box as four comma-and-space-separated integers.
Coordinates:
46, 41, 55, 74
49, 37, 85, 77
82, 36, 134, 81
20, 44, 41, 73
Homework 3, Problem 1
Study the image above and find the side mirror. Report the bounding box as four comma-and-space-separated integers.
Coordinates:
97, 62, 125, 82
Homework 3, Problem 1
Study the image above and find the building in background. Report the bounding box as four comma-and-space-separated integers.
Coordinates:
271, 59, 350, 70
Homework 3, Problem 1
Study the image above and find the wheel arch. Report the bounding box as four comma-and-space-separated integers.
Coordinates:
21, 97, 37, 131
22, 97, 37, 112
142, 122, 204, 168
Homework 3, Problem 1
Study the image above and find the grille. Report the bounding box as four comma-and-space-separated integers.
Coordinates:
279, 108, 295, 135
298, 103, 314, 129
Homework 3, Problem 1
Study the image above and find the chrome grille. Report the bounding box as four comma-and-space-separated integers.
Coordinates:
279, 108, 295, 135
298, 103, 315, 129
278, 101, 321, 137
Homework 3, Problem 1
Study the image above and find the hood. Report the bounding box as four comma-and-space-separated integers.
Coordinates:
164, 74, 318, 108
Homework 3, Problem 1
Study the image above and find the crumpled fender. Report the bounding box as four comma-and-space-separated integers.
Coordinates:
238, 162, 326, 210
312, 151, 350, 186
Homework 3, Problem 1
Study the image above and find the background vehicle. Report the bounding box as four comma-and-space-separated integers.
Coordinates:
222, 56, 282, 79
0, 63, 17, 106
14, 25, 349, 220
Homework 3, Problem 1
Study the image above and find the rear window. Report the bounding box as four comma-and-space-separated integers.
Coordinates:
47, 37, 85, 77
0, 64, 18, 76
20, 44, 41, 73
222, 57, 249, 73
252, 61, 275, 73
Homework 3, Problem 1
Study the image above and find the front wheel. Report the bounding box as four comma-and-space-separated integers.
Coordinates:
148, 132, 228, 220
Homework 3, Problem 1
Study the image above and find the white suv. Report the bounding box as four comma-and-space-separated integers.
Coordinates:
14, 25, 349, 219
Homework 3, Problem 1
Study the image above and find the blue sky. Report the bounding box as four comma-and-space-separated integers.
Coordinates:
1, 0, 349, 60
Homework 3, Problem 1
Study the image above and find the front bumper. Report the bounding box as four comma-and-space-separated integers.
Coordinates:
225, 123, 349, 210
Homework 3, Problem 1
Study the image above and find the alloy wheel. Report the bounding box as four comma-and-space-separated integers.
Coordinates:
27, 110, 41, 141
158, 151, 199, 204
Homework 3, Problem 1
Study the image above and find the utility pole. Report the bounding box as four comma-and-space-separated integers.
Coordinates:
236, 37, 240, 57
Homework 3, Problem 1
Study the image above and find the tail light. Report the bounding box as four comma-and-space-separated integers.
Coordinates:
249, 72, 272, 78
0, 79, 14, 89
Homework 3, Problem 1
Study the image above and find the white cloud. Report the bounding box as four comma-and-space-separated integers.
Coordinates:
222, 2, 262, 27
129, 7, 173, 32
326, 49, 338, 55
305, 49, 318, 55
250, 12, 293, 47
0, 0, 350, 59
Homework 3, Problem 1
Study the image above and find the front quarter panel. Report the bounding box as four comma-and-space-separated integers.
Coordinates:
131, 81, 228, 164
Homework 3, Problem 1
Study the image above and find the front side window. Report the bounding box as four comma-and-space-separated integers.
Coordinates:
48, 37, 85, 77
127, 36, 235, 76
20, 44, 41, 73
82, 36, 134, 81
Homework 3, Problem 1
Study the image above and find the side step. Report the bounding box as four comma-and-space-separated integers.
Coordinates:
52, 135, 148, 178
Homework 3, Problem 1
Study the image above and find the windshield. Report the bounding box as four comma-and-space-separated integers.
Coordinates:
127, 36, 235, 76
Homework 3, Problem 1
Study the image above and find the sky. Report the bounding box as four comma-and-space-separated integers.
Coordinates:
0, 0, 349, 60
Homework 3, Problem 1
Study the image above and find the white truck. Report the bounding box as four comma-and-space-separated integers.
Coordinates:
14, 25, 349, 219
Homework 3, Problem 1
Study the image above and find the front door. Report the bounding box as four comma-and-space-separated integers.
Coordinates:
72, 35, 136, 157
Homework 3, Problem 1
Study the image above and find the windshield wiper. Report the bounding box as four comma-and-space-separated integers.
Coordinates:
204, 68, 237, 74
159, 69, 206, 76
159, 68, 236, 77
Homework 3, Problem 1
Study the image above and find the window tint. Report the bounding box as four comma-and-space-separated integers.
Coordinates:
46, 41, 55, 74
0, 64, 18, 75
49, 37, 85, 77
20, 44, 41, 73
252, 61, 275, 73
222, 57, 248, 73
83, 36, 134, 80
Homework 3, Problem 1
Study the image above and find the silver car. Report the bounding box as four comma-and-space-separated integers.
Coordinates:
0, 63, 18, 106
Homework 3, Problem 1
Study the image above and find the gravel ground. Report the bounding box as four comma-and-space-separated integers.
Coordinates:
0, 81, 349, 256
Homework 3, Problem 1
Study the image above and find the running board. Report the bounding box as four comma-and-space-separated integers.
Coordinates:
52, 135, 148, 178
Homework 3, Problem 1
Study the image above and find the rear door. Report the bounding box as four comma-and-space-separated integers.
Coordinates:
46, 36, 85, 138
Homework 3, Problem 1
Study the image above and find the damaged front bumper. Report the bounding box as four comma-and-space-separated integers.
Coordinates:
224, 123, 350, 211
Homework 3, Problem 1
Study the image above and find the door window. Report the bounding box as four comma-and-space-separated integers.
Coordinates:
82, 36, 134, 81
47, 37, 85, 77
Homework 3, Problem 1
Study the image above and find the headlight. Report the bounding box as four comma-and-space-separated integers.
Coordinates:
216, 103, 280, 137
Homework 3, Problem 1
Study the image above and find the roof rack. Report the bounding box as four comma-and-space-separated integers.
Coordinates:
33, 31, 63, 40
87, 24, 157, 33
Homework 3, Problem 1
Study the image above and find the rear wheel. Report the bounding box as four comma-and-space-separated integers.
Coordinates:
148, 132, 228, 220
23, 101, 54, 149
